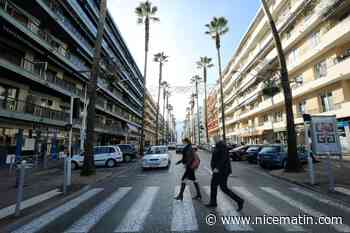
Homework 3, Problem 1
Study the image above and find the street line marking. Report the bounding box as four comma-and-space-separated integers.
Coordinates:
64, 187, 132, 233
114, 186, 159, 232
291, 187, 350, 214
204, 166, 213, 175
261, 187, 350, 233
171, 186, 198, 232
232, 186, 305, 232
12, 188, 103, 233
0, 189, 61, 220
203, 186, 253, 231
335, 187, 350, 196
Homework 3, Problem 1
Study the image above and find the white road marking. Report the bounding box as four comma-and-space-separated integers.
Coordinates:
12, 188, 103, 233
171, 186, 198, 232
64, 187, 132, 233
0, 189, 61, 220
203, 186, 253, 231
291, 187, 350, 214
232, 186, 305, 232
335, 187, 350, 196
114, 186, 159, 232
262, 187, 350, 233
204, 166, 213, 175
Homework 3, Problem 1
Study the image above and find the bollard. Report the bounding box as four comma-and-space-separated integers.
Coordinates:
15, 160, 26, 217
63, 156, 67, 195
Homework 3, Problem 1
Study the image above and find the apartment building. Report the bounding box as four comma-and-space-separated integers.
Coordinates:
144, 90, 162, 146
207, 86, 220, 144
220, 0, 350, 153
0, 0, 144, 164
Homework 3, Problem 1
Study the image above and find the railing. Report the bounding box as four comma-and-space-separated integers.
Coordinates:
1, 0, 88, 71
0, 97, 69, 122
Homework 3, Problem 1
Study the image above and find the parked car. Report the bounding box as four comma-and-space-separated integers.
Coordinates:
142, 145, 170, 170
257, 144, 308, 169
168, 143, 176, 150
227, 143, 237, 151
117, 144, 137, 162
175, 144, 185, 153
245, 145, 264, 163
229, 145, 250, 161
71, 146, 123, 170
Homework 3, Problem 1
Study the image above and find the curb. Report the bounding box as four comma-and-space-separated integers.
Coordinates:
268, 171, 350, 207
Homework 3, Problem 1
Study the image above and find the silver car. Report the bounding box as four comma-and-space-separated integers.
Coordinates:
142, 145, 170, 169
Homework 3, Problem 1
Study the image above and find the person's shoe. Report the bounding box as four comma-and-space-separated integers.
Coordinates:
237, 200, 244, 211
205, 203, 217, 208
192, 195, 202, 200
174, 195, 183, 201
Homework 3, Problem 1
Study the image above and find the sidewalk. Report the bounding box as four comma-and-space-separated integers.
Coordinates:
0, 159, 116, 224
270, 156, 350, 204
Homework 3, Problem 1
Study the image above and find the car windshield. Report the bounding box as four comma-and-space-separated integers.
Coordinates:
247, 146, 260, 152
147, 147, 167, 154
260, 146, 281, 153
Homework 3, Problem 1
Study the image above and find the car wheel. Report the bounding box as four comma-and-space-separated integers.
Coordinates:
106, 159, 116, 168
282, 160, 287, 169
124, 154, 131, 163
71, 161, 78, 170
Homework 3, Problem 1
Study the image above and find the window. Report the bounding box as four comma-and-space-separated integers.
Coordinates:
274, 111, 283, 122
314, 60, 327, 79
298, 100, 306, 115
288, 48, 299, 65
320, 92, 334, 112
310, 31, 321, 47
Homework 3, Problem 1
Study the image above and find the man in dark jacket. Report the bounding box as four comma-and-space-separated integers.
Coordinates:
206, 140, 244, 211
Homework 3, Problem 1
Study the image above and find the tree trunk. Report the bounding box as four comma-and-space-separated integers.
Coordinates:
203, 67, 209, 144
81, 0, 107, 176
261, 0, 300, 171
195, 80, 200, 145
216, 36, 226, 142
162, 88, 166, 144
165, 93, 169, 144
155, 62, 162, 144
140, 17, 150, 156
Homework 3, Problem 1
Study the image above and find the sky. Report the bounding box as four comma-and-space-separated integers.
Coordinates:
107, 0, 261, 135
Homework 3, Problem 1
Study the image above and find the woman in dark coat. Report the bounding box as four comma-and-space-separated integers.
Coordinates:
174, 138, 201, 201
206, 140, 244, 211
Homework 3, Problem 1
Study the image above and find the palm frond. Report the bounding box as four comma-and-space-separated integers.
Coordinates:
150, 16, 160, 22
151, 6, 158, 15
137, 18, 144, 24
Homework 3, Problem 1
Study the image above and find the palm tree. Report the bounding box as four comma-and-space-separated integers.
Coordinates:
81, 0, 107, 176
191, 75, 202, 145
197, 56, 214, 144
154, 52, 168, 144
261, 0, 300, 171
205, 17, 229, 142
161, 81, 169, 144
135, 1, 159, 155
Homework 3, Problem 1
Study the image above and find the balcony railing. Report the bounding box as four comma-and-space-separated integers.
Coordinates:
0, 97, 69, 122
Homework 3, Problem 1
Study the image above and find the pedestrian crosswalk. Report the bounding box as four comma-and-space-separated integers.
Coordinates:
9, 185, 350, 233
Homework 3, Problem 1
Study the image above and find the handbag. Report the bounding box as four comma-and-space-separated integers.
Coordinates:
191, 151, 200, 170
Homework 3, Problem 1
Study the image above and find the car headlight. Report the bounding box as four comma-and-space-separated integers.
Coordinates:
161, 157, 168, 161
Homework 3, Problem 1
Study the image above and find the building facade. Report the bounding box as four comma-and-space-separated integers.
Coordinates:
207, 86, 220, 144
144, 89, 161, 146
0, 0, 144, 164
220, 0, 350, 152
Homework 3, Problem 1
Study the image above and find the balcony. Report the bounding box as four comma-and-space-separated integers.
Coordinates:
0, 97, 69, 125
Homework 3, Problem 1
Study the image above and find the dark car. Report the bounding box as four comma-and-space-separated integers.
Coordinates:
229, 145, 250, 161
258, 144, 308, 169
175, 144, 185, 153
227, 143, 237, 151
245, 145, 264, 164
117, 144, 137, 162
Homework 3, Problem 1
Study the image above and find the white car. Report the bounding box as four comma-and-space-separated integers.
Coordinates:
142, 145, 170, 169
71, 146, 123, 169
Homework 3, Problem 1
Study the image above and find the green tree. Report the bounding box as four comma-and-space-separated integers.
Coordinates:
135, 1, 159, 154
205, 17, 229, 142
261, 0, 300, 171
81, 0, 107, 176
191, 75, 202, 145
154, 52, 168, 144
197, 56, 214, 144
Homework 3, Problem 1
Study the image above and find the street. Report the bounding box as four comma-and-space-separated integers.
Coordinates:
4, 150, 350, 233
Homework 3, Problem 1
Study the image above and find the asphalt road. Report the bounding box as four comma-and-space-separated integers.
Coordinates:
5, 150, 350, 233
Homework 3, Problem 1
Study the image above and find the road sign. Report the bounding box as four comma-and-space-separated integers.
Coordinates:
310, 115, 341, 155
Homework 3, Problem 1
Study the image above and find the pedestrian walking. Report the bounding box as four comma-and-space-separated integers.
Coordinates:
206, 139, 244, 211
174, 138, 201, 201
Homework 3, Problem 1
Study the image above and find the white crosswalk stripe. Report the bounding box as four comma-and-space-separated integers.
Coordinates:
262, 187, 350, 233
203, 186, 253, 231
12, 188, 103, 233
232, 186, 306, 232
291, 187, 350, 214
171, 186, 198, 232
114, 186, 159, 232
64, 187, 132, 233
